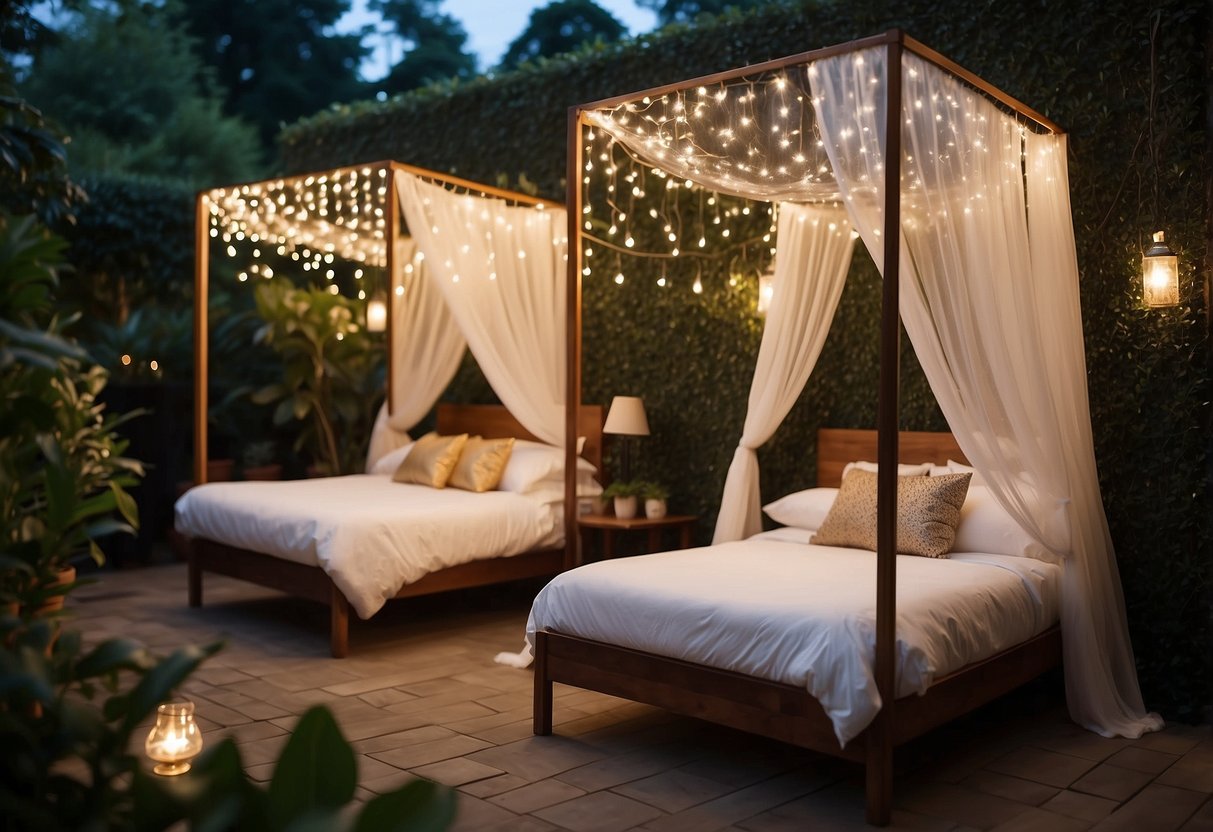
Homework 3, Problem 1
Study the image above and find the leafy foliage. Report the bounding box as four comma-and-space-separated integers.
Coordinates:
0, 619, 221, 830
0, 621, 457, 831
500, 0, 628, 70
0, 215, 144, 606
19, 2, 262, 185
251, 281, 385, 475
0, 67, 86, 227
280, 0, 1211, 720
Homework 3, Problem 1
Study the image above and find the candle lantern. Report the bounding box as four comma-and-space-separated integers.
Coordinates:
1142, 231, 1179, 308
145, 699, 204, 776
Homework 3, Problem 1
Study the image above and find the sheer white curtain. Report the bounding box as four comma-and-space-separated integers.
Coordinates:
811, 47, 1160, 737
395, 172, 568, 445
712, 203, 854, 543
364, 237, 468, 471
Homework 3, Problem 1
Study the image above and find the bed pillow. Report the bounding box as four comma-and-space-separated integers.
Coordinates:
392, 432, 467, 488
498, 440, 598, 495
953, 485, 1059, 563
928, 458, 986, 488
763, 487, 838, 532
842, 460, 932, 479
370, 442, 414, 476
811, 469, 972, 558
449, 436, 515, 493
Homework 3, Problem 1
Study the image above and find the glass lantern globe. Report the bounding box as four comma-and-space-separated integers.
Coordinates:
1142, 231, 1179, 308
145, 699, 204, 776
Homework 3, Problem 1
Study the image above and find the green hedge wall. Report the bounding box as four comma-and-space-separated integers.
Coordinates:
281, 0, 1211, 721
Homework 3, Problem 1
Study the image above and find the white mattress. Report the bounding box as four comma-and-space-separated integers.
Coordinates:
527, 527, 1060, 746
175, 475, 563, 619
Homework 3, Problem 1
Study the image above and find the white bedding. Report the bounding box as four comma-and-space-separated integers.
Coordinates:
175, 475, 563, 619
526, 528, 1060, 746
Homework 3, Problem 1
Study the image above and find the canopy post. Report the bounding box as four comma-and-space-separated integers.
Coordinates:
193, 191, 209, 486
866, 33, 903, 828
386, 164, 398, 418
565, 108, 586, 571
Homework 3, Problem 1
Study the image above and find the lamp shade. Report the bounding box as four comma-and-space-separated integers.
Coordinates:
604, 396, 650, 436
1142, 231, 1179, 308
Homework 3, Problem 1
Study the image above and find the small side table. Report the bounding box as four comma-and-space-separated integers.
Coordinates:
578, 514, 698, 559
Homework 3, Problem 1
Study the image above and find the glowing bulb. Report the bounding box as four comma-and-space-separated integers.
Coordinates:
692, 276, 703, 294
614, 272, 625, 284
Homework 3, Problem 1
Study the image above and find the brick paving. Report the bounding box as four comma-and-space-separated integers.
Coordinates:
73, 564, 1211, 831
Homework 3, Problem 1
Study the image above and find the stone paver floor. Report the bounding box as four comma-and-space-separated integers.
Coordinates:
73, 564, 1211, 831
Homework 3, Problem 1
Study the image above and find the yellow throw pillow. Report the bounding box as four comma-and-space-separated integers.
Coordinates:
811, 469, 972, 558
392, 432, 468, 488
449, 436, 516, 493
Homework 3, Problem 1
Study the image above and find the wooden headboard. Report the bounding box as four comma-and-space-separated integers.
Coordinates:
817, 428, 968, 487
435, 403, 605, 473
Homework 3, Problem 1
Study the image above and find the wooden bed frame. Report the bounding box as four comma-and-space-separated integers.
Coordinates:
534, 427, 1062, 824
187, 402, 603, 658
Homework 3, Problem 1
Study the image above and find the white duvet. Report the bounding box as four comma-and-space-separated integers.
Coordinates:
175, 475, 563, 619
526, 528, 1060, 746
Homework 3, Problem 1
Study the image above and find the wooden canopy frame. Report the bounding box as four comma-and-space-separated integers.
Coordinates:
552, 30, 1066, 826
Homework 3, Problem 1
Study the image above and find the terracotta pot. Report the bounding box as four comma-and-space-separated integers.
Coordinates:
613, 496, 638, 520
33, 565, 76, 617
243, 463, 283, 481
645, 498, 668, 520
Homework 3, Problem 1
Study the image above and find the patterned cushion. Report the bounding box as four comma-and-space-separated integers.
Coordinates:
449, 436, 516, 492
811, 469, 972, 558
392, 432, 468, 488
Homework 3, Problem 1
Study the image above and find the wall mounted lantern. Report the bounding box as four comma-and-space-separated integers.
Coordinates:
1142, 231, 1179, 308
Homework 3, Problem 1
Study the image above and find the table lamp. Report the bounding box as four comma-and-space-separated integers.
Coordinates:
604, 396, 650, 481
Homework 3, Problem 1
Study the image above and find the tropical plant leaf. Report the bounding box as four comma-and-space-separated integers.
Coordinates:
266, 706, 357, 827
353, 780, 457, 832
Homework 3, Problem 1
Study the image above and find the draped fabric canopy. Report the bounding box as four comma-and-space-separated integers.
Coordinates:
711, 203, 854, 543
395, 173, 569, 447
586, 40, 1160, 739
364, 237, 468, 471
364, 171, 569, 471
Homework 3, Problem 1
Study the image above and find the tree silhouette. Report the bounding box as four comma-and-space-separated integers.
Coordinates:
20, 3, 261, 185
500, 0, 627, 70
371, 0, 477, 96
175, 0, 366, 150
637, 0, 769, 26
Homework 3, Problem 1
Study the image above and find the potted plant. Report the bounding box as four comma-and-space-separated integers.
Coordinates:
602, 480, 645, 520
640, 481, 669, 519
250, 282, 383, 477
0, 215, 144, 617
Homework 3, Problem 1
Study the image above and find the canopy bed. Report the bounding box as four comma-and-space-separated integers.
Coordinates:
535, 30, 1161, 825
185, 162, 601, 657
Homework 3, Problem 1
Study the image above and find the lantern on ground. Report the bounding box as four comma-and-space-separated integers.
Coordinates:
145, 699, 204, 776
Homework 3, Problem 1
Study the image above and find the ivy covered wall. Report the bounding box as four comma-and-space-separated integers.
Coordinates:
280, 0, 1211, 721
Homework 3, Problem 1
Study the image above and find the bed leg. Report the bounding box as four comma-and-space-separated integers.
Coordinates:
330, 585, 349, 659
187, 545, 202, 608
533, 631, 553, 736
864, 715, 893, 826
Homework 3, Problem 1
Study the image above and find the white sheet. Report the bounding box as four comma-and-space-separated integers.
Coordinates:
526, 536, 1060, 746
176, 475, 563, 619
